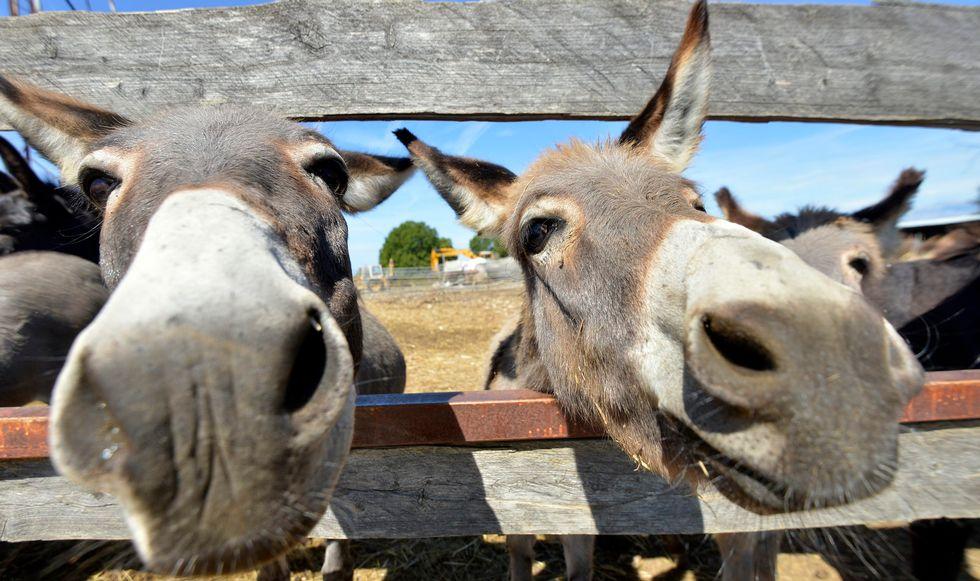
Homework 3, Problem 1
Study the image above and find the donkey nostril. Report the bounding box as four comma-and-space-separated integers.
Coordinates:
282, 314, 327, 413
701, 314, 776, 372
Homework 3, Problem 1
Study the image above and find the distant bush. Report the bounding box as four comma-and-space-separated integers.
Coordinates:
469, 235, 509, 258
380, 221, 451, 268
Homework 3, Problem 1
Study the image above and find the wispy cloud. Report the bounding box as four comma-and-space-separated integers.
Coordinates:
450, 122, 491, 155
316, 120, 404, 154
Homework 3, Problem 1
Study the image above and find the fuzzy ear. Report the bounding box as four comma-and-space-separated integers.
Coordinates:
0, 133, 72, 220
0, 75, 130, 182
714, 187, 778, 234
0, 134, 44, 193
852, 168, 923, 257
0, 168, 18, 194
852, 168, 923, 228
338, 151, 415, 213
394, 128, 517, 238
619, 0, 710, 173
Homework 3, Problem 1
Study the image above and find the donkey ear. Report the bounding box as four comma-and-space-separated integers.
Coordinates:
714, 187, 778, 234
619, 0, 710, 172
0, 134, 44, 193
338, 151, 415, 213
0, 75, 130, 182
0, 168, 18, 193
851, 168, 923, 257
0, 134, 72, 220
395, 128, 517, 238
852, 168, 923, 229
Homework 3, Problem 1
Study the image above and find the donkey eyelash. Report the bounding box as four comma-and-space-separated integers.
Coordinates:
521, 217, 565, 255
78, 168, 121, 207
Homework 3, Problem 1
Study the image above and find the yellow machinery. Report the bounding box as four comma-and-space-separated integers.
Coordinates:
430, 247, 477, 271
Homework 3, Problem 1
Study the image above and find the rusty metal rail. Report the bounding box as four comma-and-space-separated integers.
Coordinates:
1, 370, 977, 461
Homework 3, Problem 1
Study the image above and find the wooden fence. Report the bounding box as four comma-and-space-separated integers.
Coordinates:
0, 0, 978, 128
1, 371, 978, 541
0, 0, 978, 542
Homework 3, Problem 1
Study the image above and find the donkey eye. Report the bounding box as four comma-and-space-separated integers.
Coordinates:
522, 218, 563, 255
693, 201, 706, 212
80, 169, 120, 205
305, 156, 349, 197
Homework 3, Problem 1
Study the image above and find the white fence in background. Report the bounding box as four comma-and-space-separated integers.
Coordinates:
356, 258, 521, 292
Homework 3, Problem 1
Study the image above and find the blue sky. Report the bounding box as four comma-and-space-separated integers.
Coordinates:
2, 0, 978, 269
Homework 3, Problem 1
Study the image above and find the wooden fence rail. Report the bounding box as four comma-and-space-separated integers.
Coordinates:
0, 0, 977, 128
1, 371, 978, 541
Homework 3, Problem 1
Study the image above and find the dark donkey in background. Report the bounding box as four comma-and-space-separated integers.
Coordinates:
0, 134, 100, 260
0, 74, 413, 574
398, 2, 924, 579
0, 139, 107, 406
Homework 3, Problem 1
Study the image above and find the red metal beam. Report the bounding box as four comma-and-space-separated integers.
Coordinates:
900, 370, 980, 423
1, 370, 977, 461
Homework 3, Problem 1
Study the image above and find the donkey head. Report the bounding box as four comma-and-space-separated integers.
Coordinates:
0, 134, 100, 260
0, 76, 412, 573
400, 0, 923, 511
715, 168, 924, 294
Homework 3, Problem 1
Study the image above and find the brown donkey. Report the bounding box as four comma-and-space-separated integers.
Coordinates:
398, 2, 923, 579
0, 76, 413, 574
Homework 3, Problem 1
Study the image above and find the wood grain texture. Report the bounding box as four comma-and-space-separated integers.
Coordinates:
1, 424, 977, 541
0, 0, 976, 128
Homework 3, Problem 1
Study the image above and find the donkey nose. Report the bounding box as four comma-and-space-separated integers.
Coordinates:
49, 296, 337, 496
699, 312, 776, 373
685, 303, 786, 411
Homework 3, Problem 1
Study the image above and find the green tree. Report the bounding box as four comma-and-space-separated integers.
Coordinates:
380, 221, 451, 268
469, 235, 509, 258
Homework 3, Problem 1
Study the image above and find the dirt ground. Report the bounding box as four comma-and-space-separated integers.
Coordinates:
361, 284, 524, 392
2, 286, 977, 580
4, 526, 979, 580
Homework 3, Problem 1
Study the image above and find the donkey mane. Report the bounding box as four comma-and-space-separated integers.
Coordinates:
768, 205, 843, 240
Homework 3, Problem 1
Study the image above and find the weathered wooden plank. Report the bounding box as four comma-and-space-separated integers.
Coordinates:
2, 371, 977, 460
1, 424, 976, 541
0, 1, 976, 128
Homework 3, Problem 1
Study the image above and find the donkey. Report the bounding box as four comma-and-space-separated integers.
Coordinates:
716, 170, 980, 370
0, 74, 414, 574
397, 2, 923, 579
0, 251, 107, 406
0, 134, 100, 261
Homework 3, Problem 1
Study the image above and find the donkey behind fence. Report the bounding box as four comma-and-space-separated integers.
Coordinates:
398, 1, 924, 579
0, 72, 420, 574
